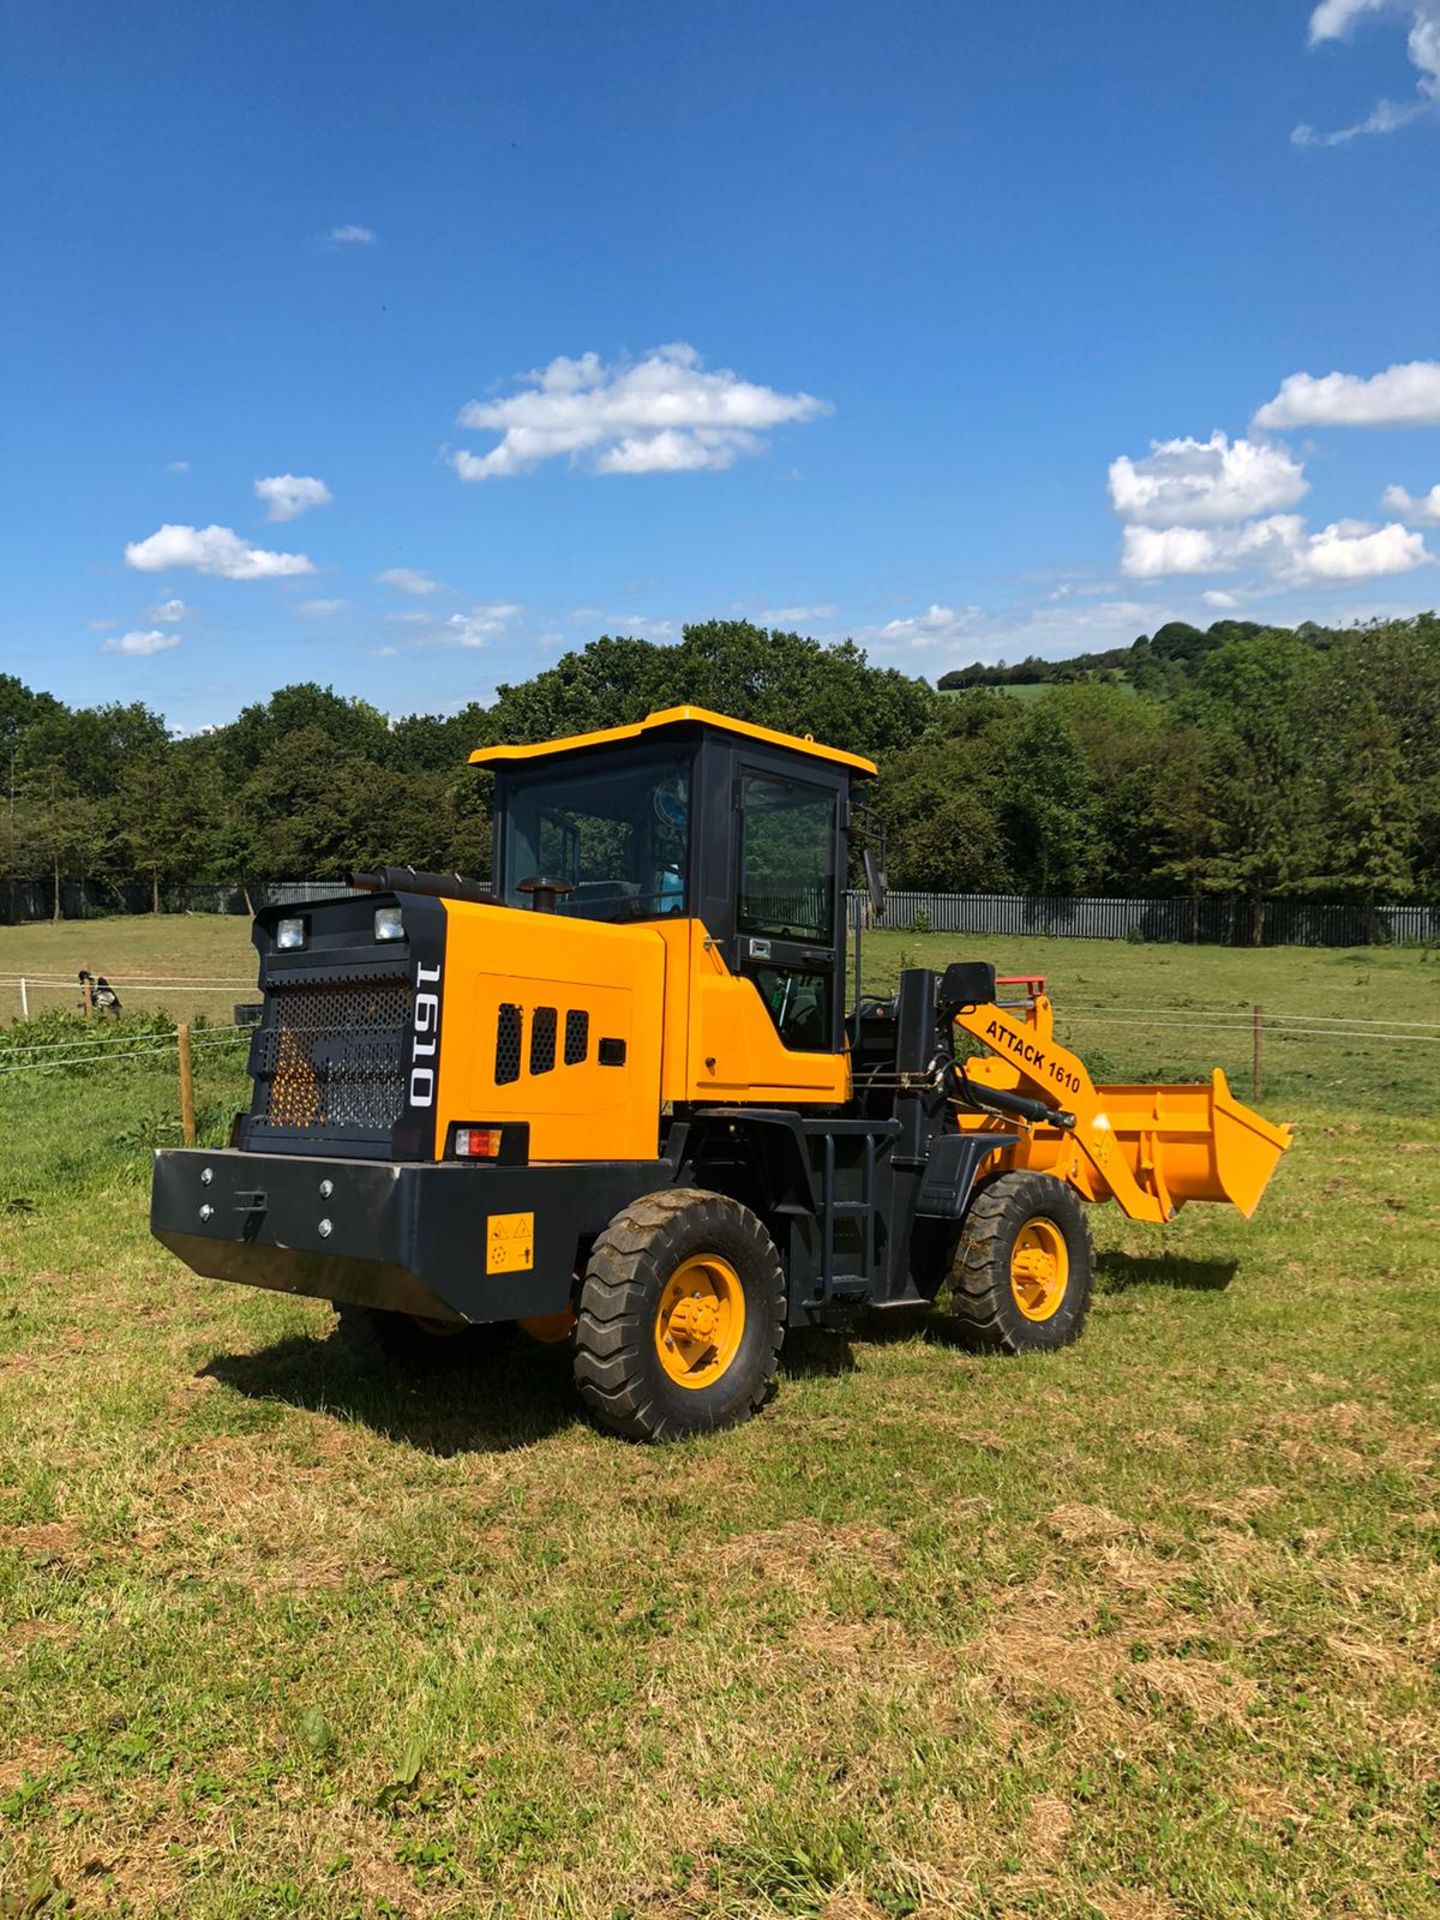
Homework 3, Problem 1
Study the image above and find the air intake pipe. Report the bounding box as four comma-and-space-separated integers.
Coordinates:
349, 866, 494, 906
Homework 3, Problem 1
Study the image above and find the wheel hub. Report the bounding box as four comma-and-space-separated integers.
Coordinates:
666, 1294, 720, 1343
655, 1253, 746, 1389
1009, 1218, 1070, 1322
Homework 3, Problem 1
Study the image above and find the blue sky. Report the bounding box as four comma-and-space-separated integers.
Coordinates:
3, 0, 1439, 732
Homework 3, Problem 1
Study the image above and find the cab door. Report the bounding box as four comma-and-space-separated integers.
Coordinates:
733, 766, 845, 1056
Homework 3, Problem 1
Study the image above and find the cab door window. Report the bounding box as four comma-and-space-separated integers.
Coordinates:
737, 773, 839, 1052
738, 774, 836, 943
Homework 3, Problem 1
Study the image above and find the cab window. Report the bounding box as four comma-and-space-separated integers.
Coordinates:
737, 774, 836, 943
751, 965, 833, 1052
501, 750, 690, 922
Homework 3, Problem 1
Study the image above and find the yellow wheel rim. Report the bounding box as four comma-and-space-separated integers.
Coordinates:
1009, 1217, 1070, 1322
655, 1253, 746, 1389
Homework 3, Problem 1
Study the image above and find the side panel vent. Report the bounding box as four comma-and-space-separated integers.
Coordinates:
495, 1003, 523, 1085
564, 1009, 589, 1065
530, 1005, 557, 1076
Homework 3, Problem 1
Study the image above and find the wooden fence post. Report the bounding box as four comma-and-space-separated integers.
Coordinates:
1252, 1004, 1263, 1104
177, 1021, 197, 1148
18, 976, 27, 1020
81, 976, 93, 1019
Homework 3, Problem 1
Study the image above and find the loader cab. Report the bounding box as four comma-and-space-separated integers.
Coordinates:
474, 706, 875, 1058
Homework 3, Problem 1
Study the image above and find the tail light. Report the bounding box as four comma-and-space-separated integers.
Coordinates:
454, 1126, 502, 1160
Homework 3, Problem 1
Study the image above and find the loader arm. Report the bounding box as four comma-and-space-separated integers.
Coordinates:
950, 996, 1292, 1225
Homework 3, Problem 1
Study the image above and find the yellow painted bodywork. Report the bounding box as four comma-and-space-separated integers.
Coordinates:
437, 897, 666, 1162
952, 993, 1292, 1223
435, 899, 848, 1165
469, 703, 877, 776
652, 920, 849, 1105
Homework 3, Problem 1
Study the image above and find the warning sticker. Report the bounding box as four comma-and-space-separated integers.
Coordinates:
486, 1211, 534, 1275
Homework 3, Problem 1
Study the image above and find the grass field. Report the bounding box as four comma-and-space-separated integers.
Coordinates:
2, 917, 1438, 1917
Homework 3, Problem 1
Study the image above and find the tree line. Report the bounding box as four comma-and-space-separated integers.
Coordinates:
2, 613, 1436, 926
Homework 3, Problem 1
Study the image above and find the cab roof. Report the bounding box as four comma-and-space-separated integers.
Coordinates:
468, 704, 877, 775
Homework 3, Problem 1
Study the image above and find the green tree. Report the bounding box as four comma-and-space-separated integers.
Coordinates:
1187, 631, 1327, 940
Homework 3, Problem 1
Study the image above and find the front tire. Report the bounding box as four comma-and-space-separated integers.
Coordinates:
574, 1188, 785, 1441
949, 1171, 1093, 1354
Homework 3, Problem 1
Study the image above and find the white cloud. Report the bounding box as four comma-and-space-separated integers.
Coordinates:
167, 459, 189, 474
1122, 524, 1239, 577
377, 567, 439, 595
859, 597, 1158, 669
123, 523, 315, 580
607, 615, 676, 639
1202, 589, 1240, 609
254, 473, 332, 522
1108, 431, 1308, 526
371, 645, 399, 658
327, 223, 377, 246
152, 597, 188, 623
87, 618, 117, 632
300, 597, 349, 617
1296, 2, 1440, 145
877, 604, 984, 649
444, 603, 524, 647
102, 629, 182, 657
1254, 360, 1440, 429
452, 343, 830, 480
1382, 480, 1440, 522
1121, 512, 1429, 585
1300, 518, 1430, 579
757, 604, 838, 624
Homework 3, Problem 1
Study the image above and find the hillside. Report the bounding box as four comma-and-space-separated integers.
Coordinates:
935, 617, 1354, 697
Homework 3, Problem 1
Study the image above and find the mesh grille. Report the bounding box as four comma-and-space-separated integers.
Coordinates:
530, 1006, 557, 1076
495, 1004, 523, 1085
256, 975, 412, 1133
564, 1009, 589, 1065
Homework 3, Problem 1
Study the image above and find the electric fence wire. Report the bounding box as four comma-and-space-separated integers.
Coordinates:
0, 1025, 252, 1056
0, 1030, 251, 1076
1063, 1004, 1440, 1030
1057, 1013, 1440, 1043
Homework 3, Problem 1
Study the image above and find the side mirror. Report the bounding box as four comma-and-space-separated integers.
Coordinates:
862, 844, 887, 919
939, 961, 996, 1009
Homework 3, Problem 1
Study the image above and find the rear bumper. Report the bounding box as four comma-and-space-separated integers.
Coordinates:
151, 1147, 671, 1324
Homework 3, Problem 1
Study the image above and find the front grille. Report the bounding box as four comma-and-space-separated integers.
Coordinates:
254, 973, 413, 1133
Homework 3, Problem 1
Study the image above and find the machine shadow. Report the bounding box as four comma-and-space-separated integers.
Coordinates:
1094, 1250, 1239, 1295
782, 1304, 940, 1375
780, 1326, 860, 1377
203, 1333, 580, 1456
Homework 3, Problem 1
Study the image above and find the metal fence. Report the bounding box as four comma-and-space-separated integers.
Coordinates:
3, 877, 1437, 947
857, 891, 1440, 947
0, 879, 365, 923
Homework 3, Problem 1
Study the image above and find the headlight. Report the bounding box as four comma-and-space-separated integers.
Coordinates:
374, 905, 405, 943
276, 917, 306, 951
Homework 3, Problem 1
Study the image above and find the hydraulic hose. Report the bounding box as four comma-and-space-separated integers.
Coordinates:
948, 1061, 1075, 1130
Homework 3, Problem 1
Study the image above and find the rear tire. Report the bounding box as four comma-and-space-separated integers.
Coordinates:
332, 1304, 513, 1367
949, 1171, 1093, 1354
574, 1188, 784, 1441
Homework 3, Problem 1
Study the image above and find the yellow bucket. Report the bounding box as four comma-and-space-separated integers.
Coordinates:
1087, 1068, 1292, 1217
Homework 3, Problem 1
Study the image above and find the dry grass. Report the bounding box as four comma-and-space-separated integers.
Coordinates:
1, 926, 1438, 1915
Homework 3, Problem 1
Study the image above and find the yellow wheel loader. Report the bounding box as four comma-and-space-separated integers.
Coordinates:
150, 707, 1291, 1440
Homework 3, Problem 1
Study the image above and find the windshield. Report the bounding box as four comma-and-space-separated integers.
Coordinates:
499, 749, 691, 922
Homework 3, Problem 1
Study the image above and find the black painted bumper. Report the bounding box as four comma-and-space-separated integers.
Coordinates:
151, 1147, 670, 1324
